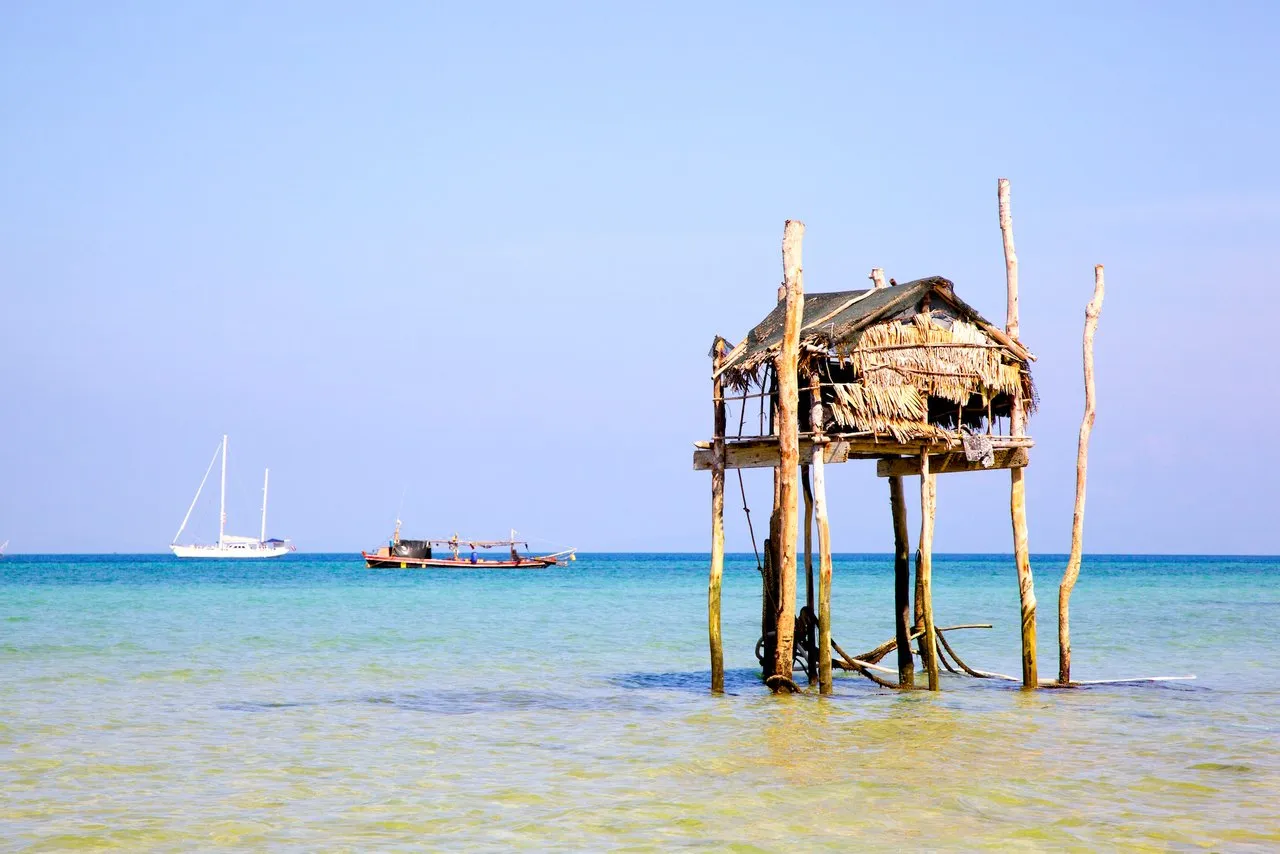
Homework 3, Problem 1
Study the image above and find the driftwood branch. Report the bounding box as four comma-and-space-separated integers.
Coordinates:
852, 624, 994, 664
935, 625, 993, 679
830, 638, 926, 690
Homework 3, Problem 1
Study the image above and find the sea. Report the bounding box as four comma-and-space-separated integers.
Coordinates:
1, 553, 1276, 851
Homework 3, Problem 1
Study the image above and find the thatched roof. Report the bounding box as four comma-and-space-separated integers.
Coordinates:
716, 276, 1036, 442
717, 277, 1030, 382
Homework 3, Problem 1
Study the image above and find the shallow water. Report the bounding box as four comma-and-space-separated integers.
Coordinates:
1, 553, 1277, 850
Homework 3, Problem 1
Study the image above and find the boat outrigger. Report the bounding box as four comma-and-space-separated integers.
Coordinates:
363, 525, 574, 569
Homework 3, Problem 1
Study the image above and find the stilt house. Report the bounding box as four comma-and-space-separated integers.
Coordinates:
697, 207, 1041, 695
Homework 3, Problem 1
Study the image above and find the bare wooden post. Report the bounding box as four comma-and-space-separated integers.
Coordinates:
889, 474, 914, 686
999, 176, 1039, 690
918, 450, 940, 690
808, 374, 833, 694
762, 483, 780, 679
770, 220, 804, 689
709, 337, 728, 693
1059, 265, 1105, 684
802, 467, 814, 615
761, 373, 782, 679
801, 464, 816, 682
761, 536, 776, 678
870, 267, 887, 289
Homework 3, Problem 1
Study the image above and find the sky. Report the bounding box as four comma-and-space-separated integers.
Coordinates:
2, 2, 1278, 554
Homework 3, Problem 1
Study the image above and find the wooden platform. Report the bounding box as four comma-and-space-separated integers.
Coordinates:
692, 434, 1032, 472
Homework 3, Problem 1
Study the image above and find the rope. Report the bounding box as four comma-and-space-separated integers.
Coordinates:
734, 382, 762, 571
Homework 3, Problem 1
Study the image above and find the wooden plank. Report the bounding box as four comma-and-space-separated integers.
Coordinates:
876, 448, 1029, 478
693, 439, 851, 471
693, 436, 1030, 471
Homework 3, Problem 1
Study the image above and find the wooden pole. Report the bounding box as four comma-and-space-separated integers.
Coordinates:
889, 474, 914, 686
760, 370, 781, 679
761, 537, 776, 678
771, 220, 804, 689
709, 337, 727, 693
913, 539, 927, 668
808, 374, 833, 694
999, 176, 1039, 690
918, 450, 939, 690
802, 466, 814, 615
762, 489, 780, 678
1059, 265, 1105, 684
801, 464, 816, 682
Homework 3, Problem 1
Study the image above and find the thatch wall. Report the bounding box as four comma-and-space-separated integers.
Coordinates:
824, 311, 1033, 442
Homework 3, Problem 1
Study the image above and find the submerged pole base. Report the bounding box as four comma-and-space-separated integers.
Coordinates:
765, 674, 799, 693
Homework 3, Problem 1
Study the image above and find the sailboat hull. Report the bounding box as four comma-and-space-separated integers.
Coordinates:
171, 543, 292, 559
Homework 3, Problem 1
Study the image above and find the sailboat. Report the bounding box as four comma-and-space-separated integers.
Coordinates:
170, 435, 293, 558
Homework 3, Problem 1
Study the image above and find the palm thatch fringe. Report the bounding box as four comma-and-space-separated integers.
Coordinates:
824, 314, 1033, 442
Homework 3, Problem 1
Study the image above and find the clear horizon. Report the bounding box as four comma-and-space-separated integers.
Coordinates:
3, 3, 1277, 554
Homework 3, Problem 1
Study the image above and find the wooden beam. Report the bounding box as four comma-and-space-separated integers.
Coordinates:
1000, 176, 1038, 690
1059, 264, 1105, 684
693, 439, 850, 471
708, 338, 727, 693
771, 219, 804, 691
692, 435, 1032, 471
876, 448, 1028, 478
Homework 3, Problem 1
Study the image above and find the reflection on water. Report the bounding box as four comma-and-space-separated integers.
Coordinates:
1, 553, 1278, 849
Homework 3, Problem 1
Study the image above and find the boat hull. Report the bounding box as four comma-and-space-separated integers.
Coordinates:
171, 543, 292, 559
363, 552, 559, 569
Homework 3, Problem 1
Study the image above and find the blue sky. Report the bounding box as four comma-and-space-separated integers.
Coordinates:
2, 2, 1277, 554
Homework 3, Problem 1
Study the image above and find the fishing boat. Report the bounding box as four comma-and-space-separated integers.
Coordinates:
0, 540, 8, 558
170, 435, 294, 559
363, 524, 573, 569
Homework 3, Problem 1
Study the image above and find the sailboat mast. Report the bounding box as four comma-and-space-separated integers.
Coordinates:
219, 434, 227, 547
261, 468, 269, 543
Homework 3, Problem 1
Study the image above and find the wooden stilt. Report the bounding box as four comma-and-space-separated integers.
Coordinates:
801, 464, 816, 682
919, 450, 940, 691
771, 220, 804, 689
889, 474, 914, 686
761, 536, 777, 678
999, 177, 1039, 690
1059, 265, 1105, 684
802, 466, 814, 616
709, 337, 728, 693
760, 467, 781, 677
809, 374, 833, 694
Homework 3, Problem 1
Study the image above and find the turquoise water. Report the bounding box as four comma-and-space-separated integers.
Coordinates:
1, 553, 1277, 850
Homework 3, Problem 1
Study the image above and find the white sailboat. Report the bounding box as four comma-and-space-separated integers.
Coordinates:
170, 435, 293, 558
